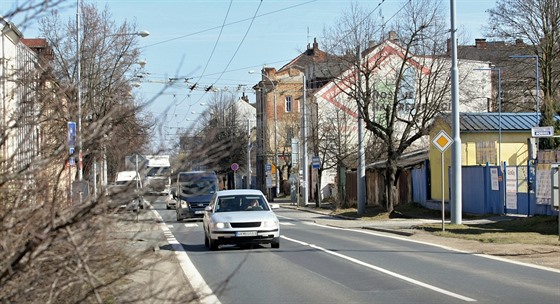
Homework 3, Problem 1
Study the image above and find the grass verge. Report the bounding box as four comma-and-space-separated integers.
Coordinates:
332, 202, 560, 246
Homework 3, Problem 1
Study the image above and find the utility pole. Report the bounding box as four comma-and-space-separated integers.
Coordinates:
301, 72, 308, 207
450, 0, 462, 224
357, 45, 366, 215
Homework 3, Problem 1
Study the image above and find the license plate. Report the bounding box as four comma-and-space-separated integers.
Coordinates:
236, 231, 257, 237
195, 210, 205, 214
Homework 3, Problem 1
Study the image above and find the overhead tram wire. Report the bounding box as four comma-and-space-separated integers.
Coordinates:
141, 0, 318, 49
191, 0, 263, 107
191, 0, 233, 97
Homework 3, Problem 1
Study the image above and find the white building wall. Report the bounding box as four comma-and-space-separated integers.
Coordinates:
1, 18, 39, 174
311, 41, 492, 194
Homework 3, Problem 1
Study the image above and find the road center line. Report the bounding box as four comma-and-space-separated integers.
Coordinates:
281, 235, 477, 302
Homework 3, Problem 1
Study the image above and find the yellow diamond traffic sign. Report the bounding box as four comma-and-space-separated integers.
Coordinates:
432, 130, 453, 152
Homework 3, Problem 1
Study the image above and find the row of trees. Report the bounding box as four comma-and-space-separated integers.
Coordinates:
1, 1, 159, 302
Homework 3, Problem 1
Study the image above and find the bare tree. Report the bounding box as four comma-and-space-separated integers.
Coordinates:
181, 91, 247, 186
40, 2, 152, 182
0, 2, 163, 303
321, 0, 452, 212
486, 0, 560, 148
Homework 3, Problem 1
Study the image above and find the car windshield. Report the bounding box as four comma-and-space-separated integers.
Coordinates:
215, 195, 269, 212
146, 167, 170, 177
180, 180, 217, 195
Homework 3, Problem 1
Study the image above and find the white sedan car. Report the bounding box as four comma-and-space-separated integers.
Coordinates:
203, 189, 280, 250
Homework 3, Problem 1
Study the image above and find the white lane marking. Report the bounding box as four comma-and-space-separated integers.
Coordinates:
184, 223, 199, 228
281, 235, 477, 302
280, 222, 295, 225
318, 224, 560, 273
152, 210, 221, 304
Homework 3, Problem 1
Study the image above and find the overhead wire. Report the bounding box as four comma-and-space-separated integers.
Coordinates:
189, 0, 264, 108
172, 0, 234, 120
141, 0, 318, 49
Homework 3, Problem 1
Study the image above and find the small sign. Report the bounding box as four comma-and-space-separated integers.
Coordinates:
231, 163, 239, 171
432, 130, 453, 152
312, 156, 320, 169
531, 126, 554, 138
265, 163, 272, 171
68, 121, 76, 147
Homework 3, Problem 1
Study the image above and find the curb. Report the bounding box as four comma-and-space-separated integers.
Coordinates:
282, 204, 418, 237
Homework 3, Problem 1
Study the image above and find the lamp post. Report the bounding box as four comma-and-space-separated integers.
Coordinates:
509, 55, 539, 126
249, 70, 279, 197
474, 66, 502, 164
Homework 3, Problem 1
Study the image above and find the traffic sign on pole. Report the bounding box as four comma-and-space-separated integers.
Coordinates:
531, 126, 554, 138
312, 156, 320, 169
432, 130, 453, 152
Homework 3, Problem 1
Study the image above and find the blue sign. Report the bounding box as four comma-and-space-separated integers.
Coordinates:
265, 163, 272, 171
68, 121, 76, 147
312, 156, 320, 169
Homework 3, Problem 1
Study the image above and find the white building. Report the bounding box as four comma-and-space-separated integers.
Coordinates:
311, 39, 492, 198
1, 17, 41, 175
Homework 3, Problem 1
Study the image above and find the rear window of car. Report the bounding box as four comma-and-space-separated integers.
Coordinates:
215, 195, 268, 212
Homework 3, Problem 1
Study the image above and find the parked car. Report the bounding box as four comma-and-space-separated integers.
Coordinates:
175, 171, 218, 220
203, 189, 280, 250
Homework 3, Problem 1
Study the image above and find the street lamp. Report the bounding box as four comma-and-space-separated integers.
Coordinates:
509, 55, 539, 126
249, 70, 279, 197
474, 66, 502, 164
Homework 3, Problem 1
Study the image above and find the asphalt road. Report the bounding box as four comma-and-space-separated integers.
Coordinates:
146, 198, 560, 304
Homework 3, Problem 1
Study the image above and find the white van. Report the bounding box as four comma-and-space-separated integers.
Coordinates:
109, 171, 142, 211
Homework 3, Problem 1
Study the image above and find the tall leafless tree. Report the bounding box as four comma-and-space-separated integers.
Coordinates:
486, 0, 560, 148
321, 0, 452, 212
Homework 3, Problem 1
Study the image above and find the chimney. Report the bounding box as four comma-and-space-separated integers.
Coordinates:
312, 37, 318, 52
475, 38, 487, 48
515, 38, 524, 46
388, 31, 398, 41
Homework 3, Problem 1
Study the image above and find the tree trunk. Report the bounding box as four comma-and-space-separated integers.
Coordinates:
384, 159, 398, 213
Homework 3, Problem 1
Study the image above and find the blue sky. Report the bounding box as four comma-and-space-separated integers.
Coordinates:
3, 0, 496, 150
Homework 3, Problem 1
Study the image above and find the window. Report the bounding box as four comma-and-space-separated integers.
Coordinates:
285, 95, 293, 112
476, 141, 497, 164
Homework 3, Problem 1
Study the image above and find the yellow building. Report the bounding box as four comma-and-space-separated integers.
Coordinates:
429, 112, 540, 201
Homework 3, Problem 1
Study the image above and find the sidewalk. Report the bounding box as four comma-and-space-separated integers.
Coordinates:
114, 209, 199, 304
273, 195, 512, 235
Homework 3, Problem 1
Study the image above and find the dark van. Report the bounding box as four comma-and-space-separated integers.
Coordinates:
175, 171, 219, 221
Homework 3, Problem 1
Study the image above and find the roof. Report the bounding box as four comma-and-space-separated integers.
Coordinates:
366, 149, 429, 169
438, 112, 552, 132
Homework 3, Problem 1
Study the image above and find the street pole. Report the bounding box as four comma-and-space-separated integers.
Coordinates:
76, 0, 84, 204
247, 119, 251, 189
450, 0, 462, 224
274, 91, 279, 197
301, 72, 308, 207
357, 45, 366, 215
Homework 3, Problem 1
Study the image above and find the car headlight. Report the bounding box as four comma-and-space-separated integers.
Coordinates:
213, 222, 226, 229
180, 200, 188, 208
262, 219, 278, 228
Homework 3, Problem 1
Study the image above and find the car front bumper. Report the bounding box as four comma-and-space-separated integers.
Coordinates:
210, 229, 279, 244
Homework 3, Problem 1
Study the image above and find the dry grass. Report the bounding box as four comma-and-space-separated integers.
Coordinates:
332, 202, 560, 246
